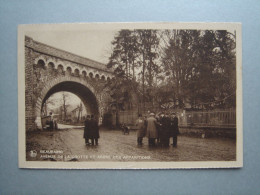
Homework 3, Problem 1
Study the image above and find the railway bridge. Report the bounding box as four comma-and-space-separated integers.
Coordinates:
24, 36, 113, 131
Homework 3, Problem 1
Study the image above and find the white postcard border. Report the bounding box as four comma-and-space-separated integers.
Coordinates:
18, 22, 242, 169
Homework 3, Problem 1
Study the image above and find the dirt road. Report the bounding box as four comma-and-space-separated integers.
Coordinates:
26, 127, 236, 162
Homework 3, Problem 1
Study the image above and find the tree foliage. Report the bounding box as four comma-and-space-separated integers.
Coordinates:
107, 29, 236, 112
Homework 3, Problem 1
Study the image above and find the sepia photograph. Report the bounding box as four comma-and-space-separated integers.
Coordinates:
18, 22, 242, 169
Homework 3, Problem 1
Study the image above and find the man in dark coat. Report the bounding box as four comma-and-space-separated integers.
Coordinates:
170, 113, 179, 147
83, 115, 91, 145
155, 114, 162, 145
89, 115, 100, 146
160, 114, 171, 147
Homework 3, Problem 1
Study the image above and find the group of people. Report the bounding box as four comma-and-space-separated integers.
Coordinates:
83, 112, 179, 147
136, 112, 179, 147
83, 115, 100, 146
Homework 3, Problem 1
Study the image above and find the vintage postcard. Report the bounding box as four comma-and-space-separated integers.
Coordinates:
18, 22, 242, 169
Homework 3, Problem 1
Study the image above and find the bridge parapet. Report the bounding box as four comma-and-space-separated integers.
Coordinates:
25, 36, 113, 80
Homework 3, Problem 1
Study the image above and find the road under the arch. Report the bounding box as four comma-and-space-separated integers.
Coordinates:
42, 81, 99, 117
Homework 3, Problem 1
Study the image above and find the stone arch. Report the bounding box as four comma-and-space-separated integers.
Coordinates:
74, 68, 80, 77
82, 70, 87, 78
47, 62, 55, 73
57, 64, 64, 74
36, 59, 46, 68
95, 74, 100, 79
46, 59, 56, 68
34, 76, 101, 129
89, 72, 93, 78
80, 69, 87, 75
101, 75, 105, 81
34, 56, 46, 67
64, 64, 70, 70
56, 61, 64, 69
66, 66, 72, 76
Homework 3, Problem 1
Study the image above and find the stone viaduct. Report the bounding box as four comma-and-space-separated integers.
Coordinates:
24, 36, 114, 131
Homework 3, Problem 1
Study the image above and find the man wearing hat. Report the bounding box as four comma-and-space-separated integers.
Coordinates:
89, 115, 100, 146
146, 112, 158, 146
170, 113, 179, 147
83, 115, 91, 145
160, 113, 171, 147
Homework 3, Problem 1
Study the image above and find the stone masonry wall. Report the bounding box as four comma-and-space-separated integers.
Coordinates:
25, 47, 36, 131
24, 36, 113, 131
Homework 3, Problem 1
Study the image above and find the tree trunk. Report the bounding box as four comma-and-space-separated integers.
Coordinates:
142, 52, 146, 112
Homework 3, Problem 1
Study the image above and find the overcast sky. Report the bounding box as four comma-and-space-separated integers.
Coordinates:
26, 29, 118, 64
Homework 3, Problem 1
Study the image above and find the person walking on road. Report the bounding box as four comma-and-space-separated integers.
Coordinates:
83, 115, 91, 145
170, 113, 179, 147
136, 114, 146, 145
89, 115, 100, 146
146, 113, 158, 146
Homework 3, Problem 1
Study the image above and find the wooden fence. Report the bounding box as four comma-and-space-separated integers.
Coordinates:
113, 109, 236, 129
178, 109, 236, 128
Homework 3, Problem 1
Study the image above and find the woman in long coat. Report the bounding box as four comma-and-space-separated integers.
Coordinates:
136, 114, 146, 145
146, 113, 158, 146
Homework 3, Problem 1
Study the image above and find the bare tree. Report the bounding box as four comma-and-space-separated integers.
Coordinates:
77, 102, 83, 122
61, 92, 70, 120
42, 97, 56, 116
